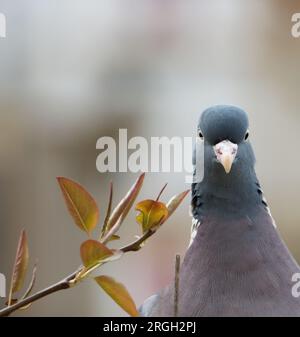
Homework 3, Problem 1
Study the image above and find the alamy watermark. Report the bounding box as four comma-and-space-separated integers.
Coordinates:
291, 13, 300, 38
96, 129, 204, 183
291, 273, 300, 298
0, 12, 6, 38
0, 273, 5, 298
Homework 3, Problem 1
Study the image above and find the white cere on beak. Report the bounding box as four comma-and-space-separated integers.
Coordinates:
213, 140, 238, 174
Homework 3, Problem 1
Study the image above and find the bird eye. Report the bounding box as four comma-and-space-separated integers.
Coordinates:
244, 130, 249, 140
198, 130, 204, 140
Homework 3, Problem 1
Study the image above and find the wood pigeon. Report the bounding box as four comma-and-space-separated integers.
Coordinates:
140, 105, 300, 316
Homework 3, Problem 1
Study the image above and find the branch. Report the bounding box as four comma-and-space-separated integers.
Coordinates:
174, 254, 180, 317
120, 229, 155, 253
0, 229, 156, 317
0, 274, 72, 317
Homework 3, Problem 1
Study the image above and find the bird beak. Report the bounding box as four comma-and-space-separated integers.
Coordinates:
213, 140, 238, 174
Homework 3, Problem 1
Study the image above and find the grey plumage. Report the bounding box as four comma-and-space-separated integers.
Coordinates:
140, 105, 300, 316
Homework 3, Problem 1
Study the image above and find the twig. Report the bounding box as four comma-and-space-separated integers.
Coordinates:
174, 254, 180, 317
0, 275, 72, 317
0, 229, 156, 317
120, 229, 154, 253
156, 183, 168, 202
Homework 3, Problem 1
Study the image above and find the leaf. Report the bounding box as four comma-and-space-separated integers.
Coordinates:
102, 173, 145, 242
100, 182, 113, 239
106, 234, 120, 242
10, 230, 29, 294
135, 199, 168, 233
21, 261, 38, 300
106, 173, 145, 231
94, 275, 139, 317
18, 261, 38, 311
166, 190, 190, 220
57, 177, 99, 235
80, 240, 113, 269
19, 303, 32, 311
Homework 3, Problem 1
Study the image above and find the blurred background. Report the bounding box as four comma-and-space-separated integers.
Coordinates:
0, 0, 300, 316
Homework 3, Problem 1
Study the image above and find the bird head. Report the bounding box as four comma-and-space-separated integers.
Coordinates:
192, 105, 259, 220
197, 105, 253, 177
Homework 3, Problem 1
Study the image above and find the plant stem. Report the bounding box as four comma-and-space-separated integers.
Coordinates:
174, 254, 180, 317
0, 280, 68, 317
156, 183, 168, 201
120, 229, 154, 253
0, 229, 155, 317
0, 269, 79, 317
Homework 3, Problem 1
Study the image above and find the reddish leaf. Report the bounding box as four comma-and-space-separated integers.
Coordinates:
135, 199, 168, 233
102, 173, 145, 242
57, 177, 99, 235
21, 261, 38, 300
8, 230, 29, 305
166, 190, 190, 220
80, 240, 113, 269
94, 275, 139, 317
100, 182, 113, 239
19, 262, 37, 310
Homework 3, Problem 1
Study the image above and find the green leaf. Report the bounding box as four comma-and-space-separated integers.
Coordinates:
135, 199, 168, 233
166, 190, 189, 220
94, 275, 139, 317
57, 177, 99, 235
80, 240, 113, 269
8, 230, 29, 305
102, 173, 145, 242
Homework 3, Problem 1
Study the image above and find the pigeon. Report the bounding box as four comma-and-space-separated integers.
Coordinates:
140, 105, 300, 317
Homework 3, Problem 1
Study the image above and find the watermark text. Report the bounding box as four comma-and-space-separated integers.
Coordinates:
0, 273, 6, 298
292, 272, 300, 297
0, 12, 6, 38
96, 129, 204, 183
291, 13, 300, 38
